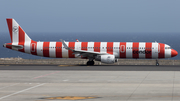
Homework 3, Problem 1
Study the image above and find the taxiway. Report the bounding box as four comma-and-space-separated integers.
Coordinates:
0, 65, 180, 101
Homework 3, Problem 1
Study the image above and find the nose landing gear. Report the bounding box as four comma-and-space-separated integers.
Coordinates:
156, 59, 159, 66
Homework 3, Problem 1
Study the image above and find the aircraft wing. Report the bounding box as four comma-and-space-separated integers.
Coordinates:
61, 39, 108, 57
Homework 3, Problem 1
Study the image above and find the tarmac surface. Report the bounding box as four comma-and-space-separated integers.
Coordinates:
0, 65, 180, 101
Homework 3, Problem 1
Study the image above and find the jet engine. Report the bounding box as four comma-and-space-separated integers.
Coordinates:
95, 55, 118, 64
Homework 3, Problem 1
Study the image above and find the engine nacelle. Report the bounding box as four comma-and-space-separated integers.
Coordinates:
95, 55, 118, 64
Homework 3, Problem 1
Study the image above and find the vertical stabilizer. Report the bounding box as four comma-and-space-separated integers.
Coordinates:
6, 18, 32, 43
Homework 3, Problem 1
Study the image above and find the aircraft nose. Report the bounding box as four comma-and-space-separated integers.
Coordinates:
171, 49, 178, 57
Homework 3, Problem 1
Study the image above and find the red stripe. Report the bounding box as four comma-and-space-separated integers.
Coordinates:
56, 42, 62, 58
6, 19, 13, 42
6, 43, 12, 49
132, 42, 139, 58
43, 42, 50, 57
94, 42, 100, 52
145, 42, 152, 58
107, 42, 113, 54
81, 42, 88, 50
31, 40, 37, 55
68, 42, 75, 58
18, 27, 25, 43
120, 42, 126, 58
158, 43, 165, 58
18, 26, 25, 52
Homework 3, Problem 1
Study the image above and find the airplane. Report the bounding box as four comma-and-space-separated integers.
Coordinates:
3, 18, 178, 66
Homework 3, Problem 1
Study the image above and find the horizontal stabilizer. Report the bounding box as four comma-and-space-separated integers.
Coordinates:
3, 44, 23, 49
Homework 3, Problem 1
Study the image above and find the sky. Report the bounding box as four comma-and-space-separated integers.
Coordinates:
0, 0, 180, 33
0, 0, 180, 59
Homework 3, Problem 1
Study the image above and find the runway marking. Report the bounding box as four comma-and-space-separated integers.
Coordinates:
0, 83, 19, 90
33, 71, 60, 79
126, 71, 150, 101
45, 96, 96, 100
63, 79, 69, 81
0, 83, 45, 100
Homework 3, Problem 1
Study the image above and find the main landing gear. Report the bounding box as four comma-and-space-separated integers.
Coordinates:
156, 59, 159, 66
87, 60, 94, 66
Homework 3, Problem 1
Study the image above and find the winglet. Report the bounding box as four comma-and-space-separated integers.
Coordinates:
60, 39, 74, 51
76, 39, 79, 42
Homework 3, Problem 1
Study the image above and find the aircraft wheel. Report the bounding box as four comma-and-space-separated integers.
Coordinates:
87, 61, 90, 65
87, 61, 94, 66
156, 63, 159, 66
91, 61, 94, 65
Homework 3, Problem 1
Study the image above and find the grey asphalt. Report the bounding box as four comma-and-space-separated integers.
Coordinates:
0, 65, 180, 101
0, 64, 180, 71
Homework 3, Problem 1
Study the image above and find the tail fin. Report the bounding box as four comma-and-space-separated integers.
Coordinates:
6, 18, 32, 43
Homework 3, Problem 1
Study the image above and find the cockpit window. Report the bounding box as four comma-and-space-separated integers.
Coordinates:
165, 47, 171, 49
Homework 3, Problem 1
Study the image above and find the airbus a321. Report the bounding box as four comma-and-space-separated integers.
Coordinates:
3, 19, 178, 66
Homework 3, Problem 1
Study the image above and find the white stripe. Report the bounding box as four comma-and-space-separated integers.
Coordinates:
75, 42, 81, 57
62, 42, 69, 58
12, 19, 19, 51
75, 42, 81, 50
100, 42, 107, 53
126, 42, 132, 58
49, 42, 56, 58
139, 42, 145, 58
12, 19, 19, 44
165, 44, 171, 58
152, 43, 158, 59
25, 33, 31, 42
24, 34, 31, 54
24, 41, 31, 54
0, 83, 45, 100
87, 42, 94, 52
113, 42, 120, 58
37, 42, 44, 56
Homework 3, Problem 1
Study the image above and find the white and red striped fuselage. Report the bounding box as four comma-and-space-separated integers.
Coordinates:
4, 41, 176, 59
3, 18, 178, 65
